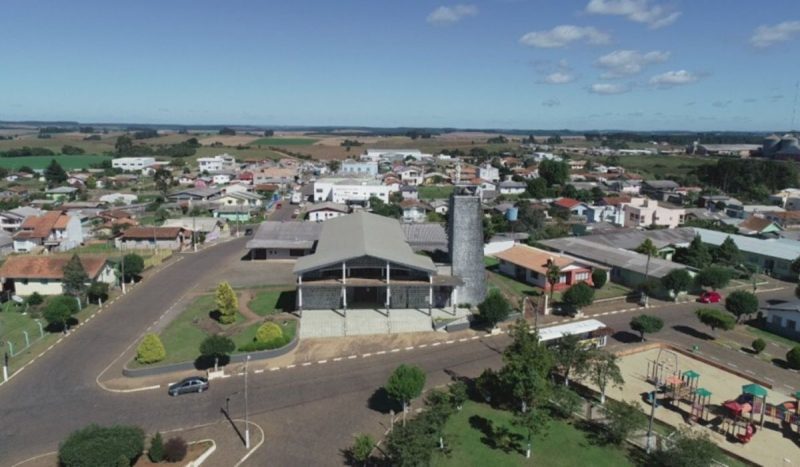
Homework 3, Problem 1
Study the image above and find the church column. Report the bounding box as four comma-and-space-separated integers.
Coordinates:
386, 261, 391, 315
297, 275, 303, 315
428, 273, 433, 316
341, 261, 347, 313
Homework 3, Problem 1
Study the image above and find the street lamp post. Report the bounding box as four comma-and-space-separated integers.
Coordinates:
244, 355, 251, 449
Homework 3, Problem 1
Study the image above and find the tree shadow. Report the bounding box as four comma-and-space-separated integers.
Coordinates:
771, 358, 789, 369
766, 299, 787, 306
208, 310, 223, 322
574, 419, 612, 446
672, 325, 713, 341
44, 317, 79, 333
739, 346, 757, 355
611, 331, 640, 344
276, 291, 296, 312
367, 387, 398, 414
194, 355, 230, 370
468, 415, 522, 454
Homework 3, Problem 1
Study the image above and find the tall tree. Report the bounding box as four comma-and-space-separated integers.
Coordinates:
630, 314, 664, 341
62, 254, 88, 297
695, 266, 733, 291
588, 350, 624, 404
478, 289, 511, 329
115, 135, 133, 155
385, 364, 426, 421
153, 168, 173, 196
538, 160, 569, 187
661, 269, 692, 299
695, 308, 736, 337
44, 159, 67, 186
501, 319, 553, 413
553, 333, 591, 387
562, 282, 595, 315
713, 236, 741, 267
724, 290, 759, 323
677, 235, 712, 269
546, 263, 561, 304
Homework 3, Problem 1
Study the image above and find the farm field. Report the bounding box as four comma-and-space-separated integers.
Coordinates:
0, 154, 112, 170
250, 137, 318, 146
613, 154, 715, 178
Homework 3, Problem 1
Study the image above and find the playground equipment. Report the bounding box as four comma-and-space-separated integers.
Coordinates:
646, 348, 680, 388
721, 385, 800, 443
666, 370, 700, 408
691, 387, 712, 423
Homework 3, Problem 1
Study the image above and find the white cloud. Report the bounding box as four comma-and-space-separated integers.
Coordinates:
542, 98, 561, 107
595, 49, 669, 77
427, 4, 478, 25
750, 21, 800, 48
520, 25, 610, 48
589, 83, 630, 94
541, 72, 575, 84
585, 0, 680, 29
649, 70, 699, 87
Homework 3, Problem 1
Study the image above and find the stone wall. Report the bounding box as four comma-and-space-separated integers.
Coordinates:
449, 194, 487, 305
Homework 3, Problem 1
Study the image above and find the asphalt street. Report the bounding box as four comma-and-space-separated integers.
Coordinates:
1, 240, 799, 465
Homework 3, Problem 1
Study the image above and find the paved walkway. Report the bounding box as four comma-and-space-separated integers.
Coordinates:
299, 307, 469, 338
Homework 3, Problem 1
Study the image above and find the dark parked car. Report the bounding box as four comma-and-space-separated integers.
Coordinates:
168, 376, 209, 396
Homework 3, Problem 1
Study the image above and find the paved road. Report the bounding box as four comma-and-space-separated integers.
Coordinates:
269, 202, 297, 221
2, 237, 799, 466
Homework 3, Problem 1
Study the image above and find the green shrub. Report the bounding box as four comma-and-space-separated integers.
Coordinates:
255, 322, 283, 344
136, 334, 166, 364
239, 335, 290, 352
47, 295, 80, 315
787, 346, 800, 370
752, 338, 766, 354
591, 269, 607, 289
59, 424, 144, 467
27, 292, 44, 306
87, 281, 109, 303
163, 437, 187, 462
148, 432, 164, 462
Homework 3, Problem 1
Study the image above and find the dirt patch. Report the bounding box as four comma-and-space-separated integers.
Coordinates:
134, 440, 214, 466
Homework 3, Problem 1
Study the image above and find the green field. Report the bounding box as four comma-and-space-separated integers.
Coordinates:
613, 155, 715, 178
0, 155, 112, 170
433, 401, 634, 467
418, 185, 454, 200
250, 137, 318, 146
248, 288, 294, 317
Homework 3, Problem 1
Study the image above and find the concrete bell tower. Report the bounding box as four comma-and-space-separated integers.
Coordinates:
448, 187, 487, 306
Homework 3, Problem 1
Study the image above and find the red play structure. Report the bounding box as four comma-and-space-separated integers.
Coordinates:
721, 385, 800, 444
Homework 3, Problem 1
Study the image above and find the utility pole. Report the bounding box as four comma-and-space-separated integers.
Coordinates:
244, 355, 251, 448
193, 215, 197, 252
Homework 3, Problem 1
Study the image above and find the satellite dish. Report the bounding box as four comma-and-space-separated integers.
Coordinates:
11, 295, 23, 304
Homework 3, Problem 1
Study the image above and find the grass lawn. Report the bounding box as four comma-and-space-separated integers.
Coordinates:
433, 401, 633, 467
418, 185, 454, 200
0, 303, 45, 352
250, 137, 318, 146
0, 154, 112, 170
484, 256, 499, 268
744, 325, 799, 349
248, 288, 293, 317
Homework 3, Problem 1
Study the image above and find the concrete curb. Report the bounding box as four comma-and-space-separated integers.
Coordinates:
186, 439, 216, 467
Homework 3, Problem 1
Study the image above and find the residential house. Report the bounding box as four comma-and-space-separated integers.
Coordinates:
552, 198, 590, 218
115, 226, 191, 250
762, 300, 800, 340
312, 177, 391, 205
340, 160, 379, 177
737, 216, 782, 236
400, 185, 419, 200
99, 193, 138, 205
112, 157, 157, 172
498, 181, 526, 195
640, 180, 679, 202
13, 211, 84, 252
306, 202, 349, 222
623, 197, 685, 229
400, 199, 431, 223
197, 154, 237, 173
429, 199, 449, 215
493, 245, 593, 292
0, 255, 117, 297
586, 196, 631, 225
478, 164, 500, 182
608, 179, 641, 195
763, 210, 800, 228
167, 187, 224, 204
726, 204, 783, 219
567, 160, 586, 171
215, 190, 264, 209
162, 218, 229, 243
0, 207, 43, 233
398, 167, 423, 186
211, 173, 234, 185
691, 228, 800, 280
45, 186, 78, 202
769, 188, 800, 210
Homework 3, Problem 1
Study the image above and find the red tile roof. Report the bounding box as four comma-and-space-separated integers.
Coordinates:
494, 245, 576, 275
17, 211, 71, 239
0, 255, 109, 280
601, 196, 632, 206
553, 198, 581, 209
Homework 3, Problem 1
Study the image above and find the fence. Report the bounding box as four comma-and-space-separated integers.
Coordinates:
0, 303, 46, 358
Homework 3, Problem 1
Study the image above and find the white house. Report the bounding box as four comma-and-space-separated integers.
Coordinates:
397, 167, 424, 186
0, 255, 117, 296
400, 200, 430, 223
112, 157, 157, 172
363, 149, 431, 161
0, 207, 43, 232
306, 202, 349, 222
498, 181, 526, 195
99, 193, 138, 205
478, 164, 500, 183
312, 177, 391, 205
340, 160, 378, 177
212, 173, 233, 185
198, 154, 237, 173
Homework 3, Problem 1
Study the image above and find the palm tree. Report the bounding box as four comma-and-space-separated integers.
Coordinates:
635, 239, 659, 307
546, 262, 561, 304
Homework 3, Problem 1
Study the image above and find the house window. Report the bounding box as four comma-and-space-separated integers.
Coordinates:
575, 271, 589, 281
772, 315, 783, 327
558, 274, 567, 283
788, 319, 797, 331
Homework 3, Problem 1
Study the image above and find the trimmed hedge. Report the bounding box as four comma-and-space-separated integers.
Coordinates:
255, 322, 283, 343
59, 424, 144, 467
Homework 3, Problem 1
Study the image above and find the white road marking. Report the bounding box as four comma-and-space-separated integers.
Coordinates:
333, 357, 342, 362
286, 364, 296, 369
317, 360, 327, 364
458, 338, 467, 343
347, 355, 357, 359
362, 353, 372, 358
254, 369, 264, 374
301, 362, 312, 367
432, 342, 441, 346
471, 336, 480, 340
270, 368, 280, 372
728, 363, 738, 368
405, 346, 415, 350
445, 340, 455, 344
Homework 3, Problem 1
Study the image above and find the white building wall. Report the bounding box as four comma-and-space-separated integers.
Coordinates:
112, 157, 157, 171
308, 210, 346, 222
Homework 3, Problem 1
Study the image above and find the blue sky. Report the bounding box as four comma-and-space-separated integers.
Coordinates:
1, 0, 799, 131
